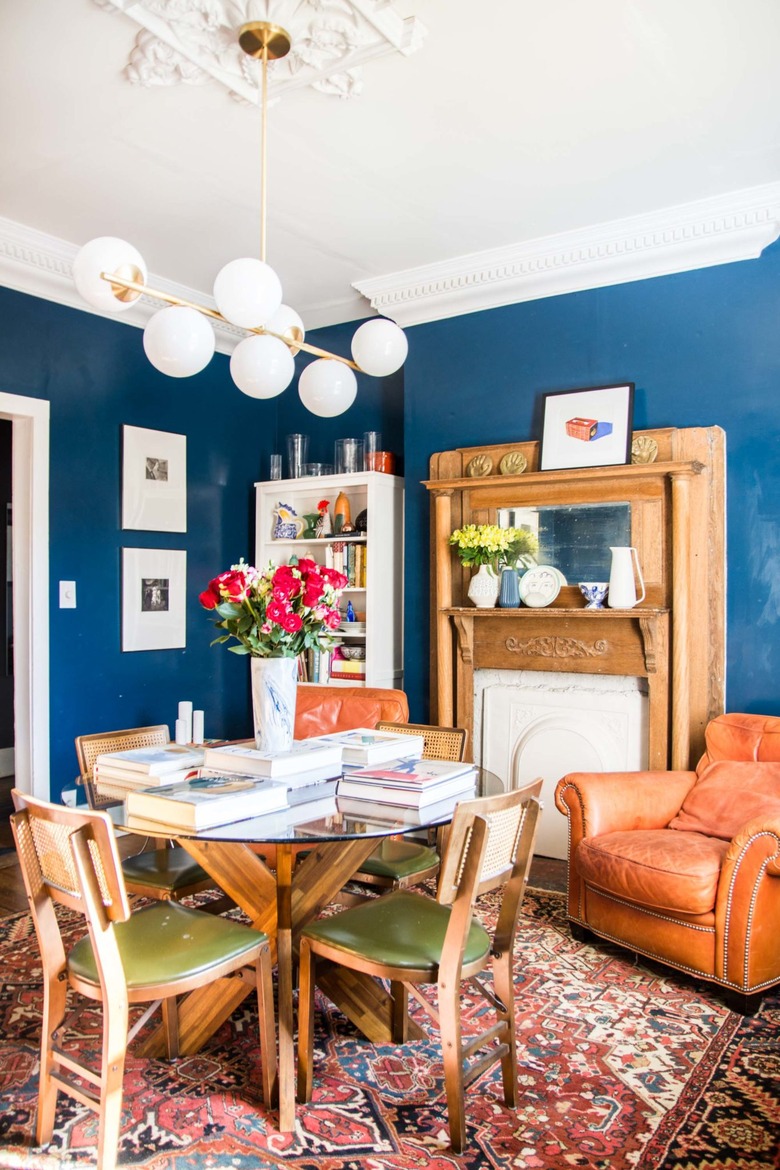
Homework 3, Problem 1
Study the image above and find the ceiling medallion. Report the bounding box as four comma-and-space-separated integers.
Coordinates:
96, 0, 427, 103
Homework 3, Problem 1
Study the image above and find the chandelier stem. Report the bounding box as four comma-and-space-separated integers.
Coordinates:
99, 270, 361, 370
261, 38, 268, 265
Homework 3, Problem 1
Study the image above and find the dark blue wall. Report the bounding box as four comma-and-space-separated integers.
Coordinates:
2, 235, 779, 797
400, 241, 780, 722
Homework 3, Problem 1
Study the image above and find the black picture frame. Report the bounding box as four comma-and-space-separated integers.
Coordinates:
539, 382, 635, 471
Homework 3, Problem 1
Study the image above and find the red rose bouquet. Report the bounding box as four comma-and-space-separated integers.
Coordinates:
200, 558, 348, 658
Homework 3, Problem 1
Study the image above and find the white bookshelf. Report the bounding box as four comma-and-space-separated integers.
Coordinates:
255, 471, 404, 689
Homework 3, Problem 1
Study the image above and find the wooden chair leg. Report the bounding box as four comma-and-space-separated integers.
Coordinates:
36, 973, 68, 1146
296, 940, 315, 1104
438, 980, 466, 1154
255, 947, 278, 1110
390, 980, 409, 1042
492, 951, 518, 1106
161, 996, 180, 1061
98, 997, 129, 1170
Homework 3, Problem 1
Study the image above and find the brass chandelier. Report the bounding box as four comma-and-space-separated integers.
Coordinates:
72, 20, 408, 418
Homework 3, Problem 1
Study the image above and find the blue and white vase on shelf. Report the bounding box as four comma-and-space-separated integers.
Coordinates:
498, 567, 521, 608
467, 564, 500, 608
251, 656, 298, 753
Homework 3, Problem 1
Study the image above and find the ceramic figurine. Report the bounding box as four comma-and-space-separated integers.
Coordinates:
315, 498, 332, 538
346, 600, 356, 622
272, 502, 305, 540
334, 490, 351, 534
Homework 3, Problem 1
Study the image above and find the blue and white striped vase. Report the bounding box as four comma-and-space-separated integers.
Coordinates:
251, 656, 298, 753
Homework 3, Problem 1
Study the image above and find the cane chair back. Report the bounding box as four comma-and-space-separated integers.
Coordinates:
11, 791, 276, 1170
375, 721, 468, 763
351, 722, 469, 893
74, 727, 216, 904
298, 779, 542, 1152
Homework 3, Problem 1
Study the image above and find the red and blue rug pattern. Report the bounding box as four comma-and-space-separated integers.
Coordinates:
0, 888, 777, 1169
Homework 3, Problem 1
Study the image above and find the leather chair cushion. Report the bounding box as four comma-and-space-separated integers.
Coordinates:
702, 712, 780, 766
69, 902, 266, 990
669, 760, 780, 840
576, 829, 729, 915
302, 888, 490, 973
121, 846, 210, 892
294, 686, 409, 739
358, 840, 439, 879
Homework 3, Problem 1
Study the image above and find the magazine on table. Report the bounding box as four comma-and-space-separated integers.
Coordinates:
344, 757, 477, 788
94, 762, 198, 790
94, 743, 205, 776
337, 790, 474, 826
337, 771, 477, 809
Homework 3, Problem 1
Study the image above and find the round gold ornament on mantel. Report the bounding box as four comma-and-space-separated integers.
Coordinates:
499, 450, 528, 475
466, 454, 493, 477
631, 436, 659, 464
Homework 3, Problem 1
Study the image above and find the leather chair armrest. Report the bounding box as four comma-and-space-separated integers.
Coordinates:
715, 815, 780, 987
554, 770, 698, 844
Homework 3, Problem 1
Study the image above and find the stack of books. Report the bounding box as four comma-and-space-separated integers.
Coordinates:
203, 739, 343, 789
312, 727, 425, 765
337, 757, 477, 809
93, 743, 207, 800
125, 771, 290, 830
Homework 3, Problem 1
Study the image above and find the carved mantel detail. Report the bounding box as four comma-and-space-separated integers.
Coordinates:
505, 635, 609, 660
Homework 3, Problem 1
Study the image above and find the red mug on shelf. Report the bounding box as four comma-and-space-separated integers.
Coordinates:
366, 451, 395, 473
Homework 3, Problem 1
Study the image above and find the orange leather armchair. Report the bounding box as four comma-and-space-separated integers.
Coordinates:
554, 713, 780, 1013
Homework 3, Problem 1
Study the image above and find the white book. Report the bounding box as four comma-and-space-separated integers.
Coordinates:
312, 728, 425, 766
337, 772, 477, 809
94, 743, 205, 776
203, 739, 343, 778
94, 762, 198, 789
125, 772, 289, 829
338, 791, 470, 827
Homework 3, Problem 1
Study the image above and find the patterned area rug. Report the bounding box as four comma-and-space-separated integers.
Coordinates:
0, 888, 777, 1170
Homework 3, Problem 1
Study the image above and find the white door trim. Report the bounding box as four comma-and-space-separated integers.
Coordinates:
0, 392, 49, 799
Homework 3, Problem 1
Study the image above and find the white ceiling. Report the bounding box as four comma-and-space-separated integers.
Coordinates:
2, 0, 780, 334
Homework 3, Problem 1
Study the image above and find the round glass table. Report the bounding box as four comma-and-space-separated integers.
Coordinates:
112, 769, 502, 1131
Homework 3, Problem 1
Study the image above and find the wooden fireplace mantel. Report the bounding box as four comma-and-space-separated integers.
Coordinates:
426, 426, 725, 770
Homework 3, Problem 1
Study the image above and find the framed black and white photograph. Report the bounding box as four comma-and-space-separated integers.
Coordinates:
539, 383, 634, 471
122, 425, 187, 531
122, 548, 186, 651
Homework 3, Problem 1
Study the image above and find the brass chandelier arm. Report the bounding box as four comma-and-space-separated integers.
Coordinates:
100, 270, 362, 371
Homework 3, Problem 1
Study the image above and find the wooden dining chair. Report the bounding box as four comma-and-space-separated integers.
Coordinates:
348, 722, 469, 894
11, 790, 277, 1170
297, 779, 542, 1152
75, 726, 218, 904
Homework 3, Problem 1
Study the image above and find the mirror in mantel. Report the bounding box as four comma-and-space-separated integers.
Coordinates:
498, 502, 631, 582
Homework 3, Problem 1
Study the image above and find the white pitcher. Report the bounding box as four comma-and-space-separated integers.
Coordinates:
607, 546, 645, 608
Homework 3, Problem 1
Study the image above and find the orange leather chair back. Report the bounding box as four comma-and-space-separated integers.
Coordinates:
697, 712, 780, 772
294, 686, 409, 739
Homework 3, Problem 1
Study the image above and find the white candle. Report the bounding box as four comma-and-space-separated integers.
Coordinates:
178, 700, 193, 743
175, 718, 188, 745
192, 710, 204, 744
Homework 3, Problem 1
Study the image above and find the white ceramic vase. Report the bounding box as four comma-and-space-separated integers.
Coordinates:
467, 563, 500, 608
251, 656, 298, 753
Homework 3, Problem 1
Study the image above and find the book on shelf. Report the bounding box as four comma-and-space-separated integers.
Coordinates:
337, 771, 477, 808
94, 743, 206, 776
203, 738, 343, 780
312, 727, 425, 765
125, 772, 289, 829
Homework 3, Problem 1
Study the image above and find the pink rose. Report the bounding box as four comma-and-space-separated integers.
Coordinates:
321, 566, 348, 590
215, 569, 248, 602
281, 611, 303, 633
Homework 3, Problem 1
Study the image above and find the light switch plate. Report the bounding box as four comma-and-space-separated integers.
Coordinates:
59, 581, 76, 608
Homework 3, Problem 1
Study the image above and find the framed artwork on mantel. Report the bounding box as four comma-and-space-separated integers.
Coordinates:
540, 383, 634, 471
122, 425, 186, 531
122, 547, 186, 652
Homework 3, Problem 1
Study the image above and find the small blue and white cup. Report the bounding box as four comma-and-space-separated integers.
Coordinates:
579, 582, 609, 609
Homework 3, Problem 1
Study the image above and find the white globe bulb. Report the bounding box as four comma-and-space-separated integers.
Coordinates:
143, 306, 216, 377
72, 236, 147, 313
230, 334, 295, 399
351, 318, 408, 376
264, 304, 305, 353
213, 257, 282, 329
298, 358, 357, 417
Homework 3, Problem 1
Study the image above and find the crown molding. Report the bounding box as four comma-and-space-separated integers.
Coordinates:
354, 182, 780, 327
